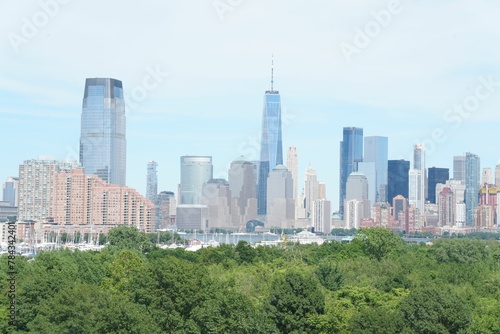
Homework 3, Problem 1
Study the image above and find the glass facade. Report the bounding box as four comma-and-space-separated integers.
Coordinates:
364, 136, 388, 203
180, 156, 213, 205
465, 152, 480, 226
339, 127, 363, 215
427, 167, 449, 204
387, 159, 410, 203
257, 91, 283, 215
79, 78, 126, 186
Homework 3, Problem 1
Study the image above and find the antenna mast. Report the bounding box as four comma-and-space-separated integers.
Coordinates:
271, 54, 274, 91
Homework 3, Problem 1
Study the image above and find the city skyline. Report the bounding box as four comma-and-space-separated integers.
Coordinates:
2, 1, 500, 212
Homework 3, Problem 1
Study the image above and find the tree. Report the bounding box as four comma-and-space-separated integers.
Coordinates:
266, 270, 325, 333
354, 228, 404, 261
107, 226, 152, 252
430, 238, 488, 264
400, 285, 471, 333
235, 240, 257, 264
314, 260, 344, 291
349, 307, 404, 334
28, 283, 160, 333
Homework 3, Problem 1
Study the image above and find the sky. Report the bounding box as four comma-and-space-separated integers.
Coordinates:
1, 0, 500, 211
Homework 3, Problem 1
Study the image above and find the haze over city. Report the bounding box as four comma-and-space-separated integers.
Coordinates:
2, 0, 500, 210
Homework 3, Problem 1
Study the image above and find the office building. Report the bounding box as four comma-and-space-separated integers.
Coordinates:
2, 177, 19, 207
257, 64, 283, 215
346, 172, 370, 219
286, 146, 298, 205
453, 156, 466, 181
228, 158, 258, 228
203, 179, 232, 230
427, 167, 449, 204
339, 127, 363, 214
79, 78, 126, 186
387, 160, 410, 203
266, 165, 294, 228
180, 156, 213, 205
364, 136, 388, 202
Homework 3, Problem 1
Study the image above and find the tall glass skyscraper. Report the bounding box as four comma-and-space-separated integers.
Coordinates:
257, 72, 283, 215
79, 78, 126, 186
339, 127, 363, 215
363, 136, 388, 203
387, 159, 410, 203
465, 152, 480, 226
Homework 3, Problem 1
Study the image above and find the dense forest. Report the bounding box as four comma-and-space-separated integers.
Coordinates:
1, 227, 500, 333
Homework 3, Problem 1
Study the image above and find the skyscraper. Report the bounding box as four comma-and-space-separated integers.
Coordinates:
180, 156, 213, 205
228, 158, 258, 227
453, 156, 466, 181
412, 144, 426, 213
304, 165, 319, 218
2, 177, 19, 207
427, 167, 449, 204
482, 167, 492, 185
339, 127, 363, 215
79, 78, 126, 186
286, 146, 298, 207
266, 165, 294, 228
363, 136, 388, 203
465, 152, 480, 226
146, 161, 158, 202
387, 159, 410, 202
257, 63, 283, 215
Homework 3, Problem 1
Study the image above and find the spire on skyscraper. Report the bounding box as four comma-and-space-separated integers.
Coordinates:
271, 54, 274, 91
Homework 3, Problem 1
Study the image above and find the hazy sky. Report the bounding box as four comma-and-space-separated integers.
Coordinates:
1, 0, 500, 210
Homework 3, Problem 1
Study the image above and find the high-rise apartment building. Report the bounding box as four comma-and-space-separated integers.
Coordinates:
427, 167, 449, 204
339, 127, 363, 215
387, 160, 410, 202
304, 165, 319, 218
2, 177, 19, 207
79, 78, 126, 186
465, 152, 480, 226
18, 158, 79, 221
482, 168, 492, 185
180, 156, 213, 205
311, 199, 331, 233
495, 164, 500, 186
52, 168, 154, 232
438, 187, 455, 226
257, 67, 283, 215
411, 144, 426, 213
146, 161, 158, 202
